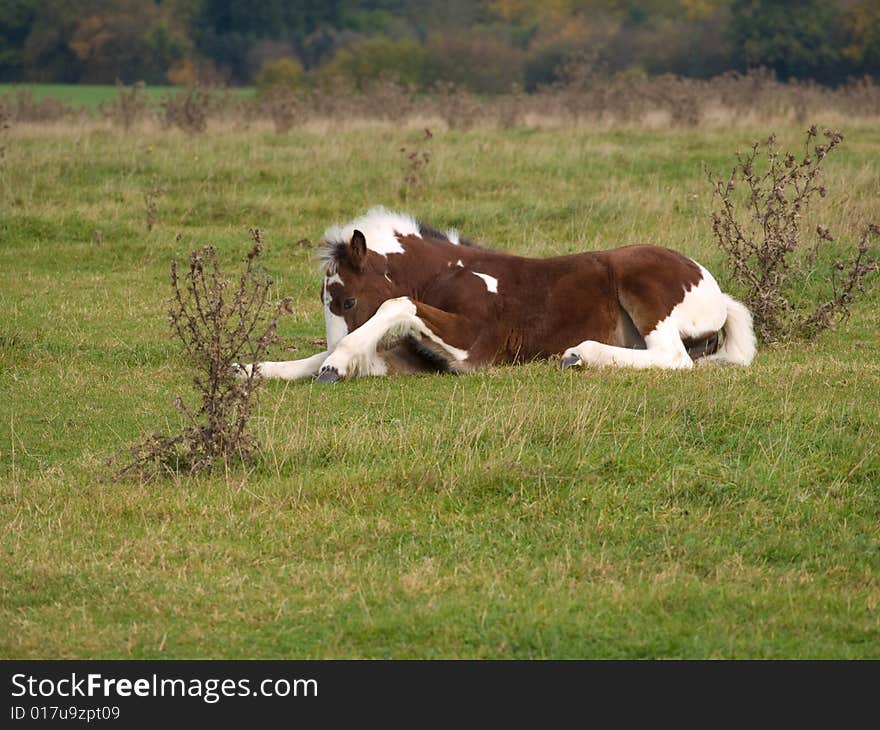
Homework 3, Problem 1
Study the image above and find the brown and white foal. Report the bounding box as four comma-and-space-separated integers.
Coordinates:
242, 207, 755, 382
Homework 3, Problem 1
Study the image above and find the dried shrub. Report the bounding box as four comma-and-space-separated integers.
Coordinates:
7, 71, 880, 132
649, 74, 703, 127
798, 224, 880, 338
360, 76, 417, 123
836, 77, 880, 118
710, 126, 879, 342
159, 85, 217, 134
259, 87, 306, 133
528, 61, 880, 129
0, 103, 10, 161
1, 88, 77, 123
143, 179, 165, 231
430, 81, 483, 131
539, 58, 709, 126
711, 69, 786, 122
112, 231, 291, 482
495, 83, 526, 129
399, 128, 432, 200
220, 93, 262, 131
208, 87, 249, 127
309, 76, 356, 119
100, 80, 150, 131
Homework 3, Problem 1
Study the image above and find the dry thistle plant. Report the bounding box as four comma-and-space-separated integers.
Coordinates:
2, 88, 77, 123
430, 81, 483, 131
112, 230, 292, 482
799, 223, 880, 337
651, 74, 702, 127
159, 85, 216, 134
143, 179, 165, 232
309, 76, 356, 119
0, 103, 10, 161
399, 128, 433, 201
361, 76, 416, 123
495, 83, 526, 129
710, 126, 879, 342
100, 80, 150, 131
260, 87, 306, 133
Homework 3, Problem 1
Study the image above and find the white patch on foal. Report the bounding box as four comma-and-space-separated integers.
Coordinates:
323, 206, 420, 257
563, 262, 730, 370
670, 264, 727, 340
472, 272, 498, 293
445, 228, 461, 244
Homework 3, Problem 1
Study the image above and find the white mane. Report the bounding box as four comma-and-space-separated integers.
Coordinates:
320, 206, 464, 272
324, 206, 420, 256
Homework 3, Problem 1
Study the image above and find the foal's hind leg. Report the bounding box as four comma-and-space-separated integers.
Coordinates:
562, 318, 693, 370
562, 263, 730, 371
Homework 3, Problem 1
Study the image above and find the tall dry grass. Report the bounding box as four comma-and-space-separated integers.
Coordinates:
4, 70, 880, 133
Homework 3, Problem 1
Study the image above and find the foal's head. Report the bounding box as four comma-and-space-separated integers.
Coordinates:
320, 230, 395, 349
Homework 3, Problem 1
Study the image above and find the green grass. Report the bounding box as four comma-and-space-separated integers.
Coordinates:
0, 83, 254, 109
1, 122, 879, 659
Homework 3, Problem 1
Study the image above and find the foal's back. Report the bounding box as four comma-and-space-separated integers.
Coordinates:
455, 244, 704, 361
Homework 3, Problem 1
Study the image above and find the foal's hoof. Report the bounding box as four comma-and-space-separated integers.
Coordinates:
315, 366, 341, 384
561, 353, 582, 370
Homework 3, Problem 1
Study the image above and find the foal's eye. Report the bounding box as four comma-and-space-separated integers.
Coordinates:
343, 297, 357, 310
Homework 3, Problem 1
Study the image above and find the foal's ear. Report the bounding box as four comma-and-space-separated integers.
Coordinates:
349, 229, 367, 270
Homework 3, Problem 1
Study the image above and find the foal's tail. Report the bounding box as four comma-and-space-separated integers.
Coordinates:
712, 294, 757, 366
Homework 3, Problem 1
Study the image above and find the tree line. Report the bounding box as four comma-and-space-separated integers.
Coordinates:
1, 0, 878, 91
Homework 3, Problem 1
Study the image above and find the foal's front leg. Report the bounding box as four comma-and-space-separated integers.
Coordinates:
316, 297, 471, 383
235, 351, 328, 380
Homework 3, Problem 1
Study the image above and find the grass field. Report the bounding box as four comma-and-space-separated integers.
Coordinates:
1, 120, 879, 658
0, 83, 254, 110
0, 83, 179, 109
